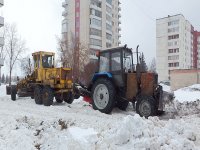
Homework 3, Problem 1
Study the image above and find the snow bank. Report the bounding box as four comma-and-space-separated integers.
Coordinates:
97, 115, 200, 150
174, 84, 200, 103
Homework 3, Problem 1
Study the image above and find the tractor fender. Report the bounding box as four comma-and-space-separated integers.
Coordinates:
92, 72, 112, 83
88, 72, 113, 91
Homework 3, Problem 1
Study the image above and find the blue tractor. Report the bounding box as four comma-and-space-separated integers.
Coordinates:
81, 45, 164, 118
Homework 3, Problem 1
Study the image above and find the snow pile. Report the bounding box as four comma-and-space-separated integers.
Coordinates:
1, 85, 200, 149
98, 115, 200, 150
174, 84, 200, 103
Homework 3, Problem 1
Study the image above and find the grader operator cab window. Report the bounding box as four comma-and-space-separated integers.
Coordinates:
42, 55, 54, 68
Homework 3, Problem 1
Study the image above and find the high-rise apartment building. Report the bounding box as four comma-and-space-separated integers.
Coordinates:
193, 31, 200, 69
61, 0, 121, 58
156, 14, 199, 81
0, 0, 4, 82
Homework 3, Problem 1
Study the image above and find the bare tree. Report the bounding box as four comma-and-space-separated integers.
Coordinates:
149, 57, 157, 73
57, 33, 90, 82
20, 56, 33, 76
4, 24, 26, 85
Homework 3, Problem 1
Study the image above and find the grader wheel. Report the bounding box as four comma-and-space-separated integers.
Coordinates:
42, 86, 54, 106
34, 86, 43, 105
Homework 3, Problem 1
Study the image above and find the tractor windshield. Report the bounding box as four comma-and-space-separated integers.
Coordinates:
123, 51, 133, 72
42, 55, 54, 68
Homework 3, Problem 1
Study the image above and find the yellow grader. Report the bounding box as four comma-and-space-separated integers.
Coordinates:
6, 51, 76, 106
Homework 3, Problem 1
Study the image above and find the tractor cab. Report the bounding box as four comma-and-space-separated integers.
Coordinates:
32, 51, 55, 69
97, 46, 134, 87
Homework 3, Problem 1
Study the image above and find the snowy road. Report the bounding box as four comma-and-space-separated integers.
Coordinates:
0, 85, 200, 150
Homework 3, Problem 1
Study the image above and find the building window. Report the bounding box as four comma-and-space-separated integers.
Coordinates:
168, 34, 179, 40
168, 27, 179, 33
106, 42, 112, 48
106, 0, 112, 5
168, 48, 179, 53
90, 28, 102, 36
168, 55, 179, 60
106, 23, 112, 31
90, 38, 102, 47
168, 20, 179, 26
168, 62, 179, 67
106, 14, 112, 22
90, 9, 102, 18
106, 5, 112, 14
90, 18, 102, 27
168, 42, 173, 46
106, 33, 112, 40
91, 0, 102, 8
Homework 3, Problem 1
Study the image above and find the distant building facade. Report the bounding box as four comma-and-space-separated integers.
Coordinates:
0, 0, 4, 82
156, 14, 200, 81
61, 0, 121, 59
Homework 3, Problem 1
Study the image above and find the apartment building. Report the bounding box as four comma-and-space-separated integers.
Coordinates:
61, 0, 121, 58
156, 14, 198, 81
193, 31, 200, 69
0, 0, 4, 82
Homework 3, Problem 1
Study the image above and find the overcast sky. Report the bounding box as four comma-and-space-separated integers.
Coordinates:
2, 0, 200, 75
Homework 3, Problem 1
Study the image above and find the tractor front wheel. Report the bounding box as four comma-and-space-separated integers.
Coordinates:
92, 78, 116, 114
42, 86, 54, 106
34, 86, 43, 104
136, 95, 156, 118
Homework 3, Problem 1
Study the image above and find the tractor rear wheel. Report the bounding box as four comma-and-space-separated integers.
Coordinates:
92, 78, 116, 114
116, 100, 129, 111
11, 85, 17, 101
64, 92, 74, 104
42, 86, 54, 106
136, 95, 156, 118
34, 86, 43, 104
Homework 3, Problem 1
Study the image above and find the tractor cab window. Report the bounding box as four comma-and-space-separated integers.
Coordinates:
99, 53, 109, 72
42, 55, 54, 68
123, 51, 133, 72
111, 52, 121, 71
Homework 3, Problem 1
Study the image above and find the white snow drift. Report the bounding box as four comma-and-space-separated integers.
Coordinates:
0, 84, 200, 150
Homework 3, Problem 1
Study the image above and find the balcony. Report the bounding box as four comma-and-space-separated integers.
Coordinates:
118, 20, 121, 24
0, 57, 3, 66
118, 6, 121, 11
118, 13, 121, 18
62, 1, 68, 8
0, 16, 4, 27
0, 0, 4, 7
62, 10, 68, 17
118, 27, 121, 31
90, 4, 101, 11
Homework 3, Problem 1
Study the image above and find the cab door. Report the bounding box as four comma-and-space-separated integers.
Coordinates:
110, 51, 124, 87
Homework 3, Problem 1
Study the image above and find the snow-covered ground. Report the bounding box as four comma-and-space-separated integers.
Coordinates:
0, 84, 200, 150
